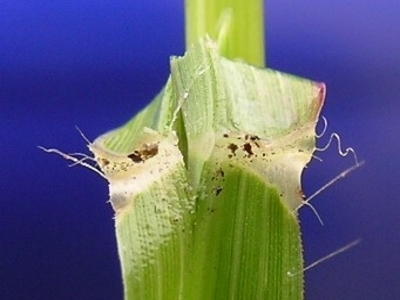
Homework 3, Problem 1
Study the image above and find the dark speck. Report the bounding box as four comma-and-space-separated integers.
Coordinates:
243, 143, 253, 156
141, 144, 159, 159
128, 152, 143, 163
99, 158, 110, 167
228, 143, 238, 155
215, 186, 223, 196
250, 135, 260, 141
217, 168, 225, 178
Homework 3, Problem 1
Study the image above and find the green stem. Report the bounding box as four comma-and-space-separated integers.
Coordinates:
185, 0, 265, 67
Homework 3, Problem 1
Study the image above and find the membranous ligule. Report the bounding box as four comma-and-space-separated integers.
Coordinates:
88, 128, 184, 213
86, 120, 315, 213
213, 123, 315, 211
90, 142, 160, 179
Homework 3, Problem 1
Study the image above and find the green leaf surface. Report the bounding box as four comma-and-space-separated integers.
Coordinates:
90, 39, 324, 299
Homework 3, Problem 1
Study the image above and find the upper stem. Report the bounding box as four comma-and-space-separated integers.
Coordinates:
184, 0, 265, 68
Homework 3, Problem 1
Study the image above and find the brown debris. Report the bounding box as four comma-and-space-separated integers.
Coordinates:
127, 143, 159, 163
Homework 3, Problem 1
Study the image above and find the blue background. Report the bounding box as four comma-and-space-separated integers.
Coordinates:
1, 1, 399, 299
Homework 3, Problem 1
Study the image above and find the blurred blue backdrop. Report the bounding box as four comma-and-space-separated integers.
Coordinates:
1, 1, 399, 299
